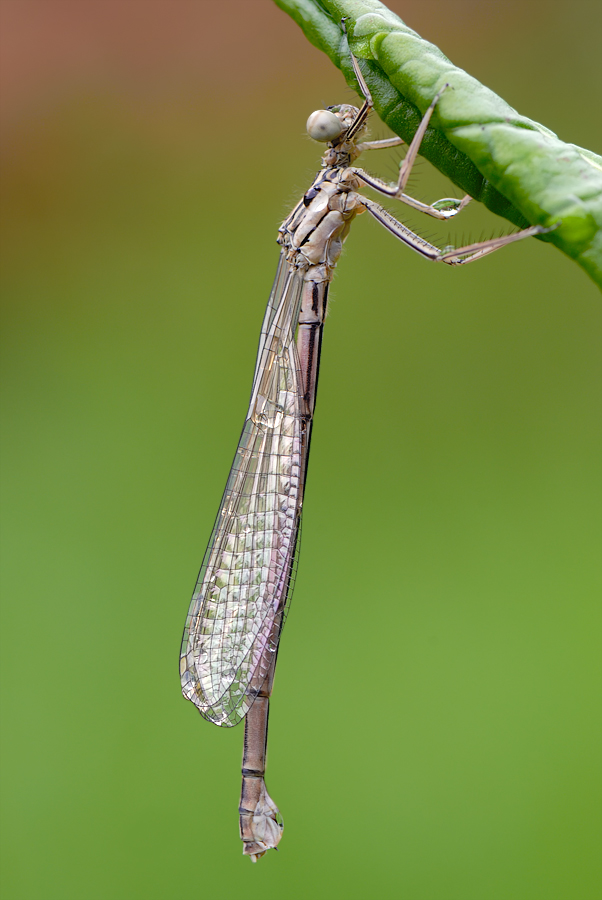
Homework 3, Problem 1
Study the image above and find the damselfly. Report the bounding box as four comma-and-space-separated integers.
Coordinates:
179, 28, 551, 861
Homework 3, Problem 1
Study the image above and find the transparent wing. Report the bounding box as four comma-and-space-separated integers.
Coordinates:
180, 255, 305, 727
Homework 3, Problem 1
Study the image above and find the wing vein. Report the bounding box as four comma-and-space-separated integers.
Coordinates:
180, 255, 305, 726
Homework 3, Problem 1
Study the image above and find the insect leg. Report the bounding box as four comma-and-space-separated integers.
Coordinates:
341, 18, 373, 140
351, 83, 473, 220
361, 196, 553, 265
357, 136, 405, 152
352, 166, 471, 220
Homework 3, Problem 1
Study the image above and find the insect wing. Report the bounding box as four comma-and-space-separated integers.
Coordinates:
180, 261, 305, 726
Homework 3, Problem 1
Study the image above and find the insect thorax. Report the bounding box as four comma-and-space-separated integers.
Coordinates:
278, 167, 364, 271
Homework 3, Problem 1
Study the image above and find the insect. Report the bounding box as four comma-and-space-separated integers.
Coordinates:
179, 26, 551, 861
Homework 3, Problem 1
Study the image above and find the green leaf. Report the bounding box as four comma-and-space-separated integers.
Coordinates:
274, 0, 602, 289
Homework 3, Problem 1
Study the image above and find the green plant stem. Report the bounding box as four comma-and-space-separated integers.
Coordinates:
274, 0, 602, 288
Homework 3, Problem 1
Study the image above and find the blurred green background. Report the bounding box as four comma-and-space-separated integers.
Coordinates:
1, 1, 600, 898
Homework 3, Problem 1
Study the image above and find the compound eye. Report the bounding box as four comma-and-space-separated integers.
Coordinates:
306, 110, 344, 142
